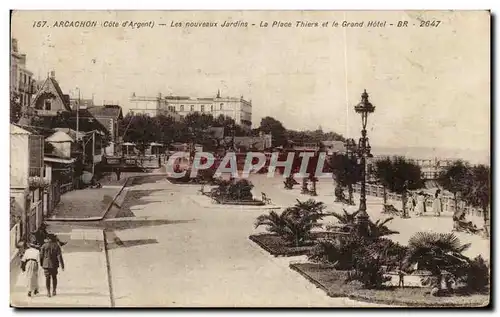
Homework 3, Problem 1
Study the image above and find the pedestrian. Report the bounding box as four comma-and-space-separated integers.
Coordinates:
406, 192, 415, 214
20, 240, 40, 297
40, 234, 65, 297
432, 189, 443, 217
415, 191, 426, 216
116, 168, 121, 181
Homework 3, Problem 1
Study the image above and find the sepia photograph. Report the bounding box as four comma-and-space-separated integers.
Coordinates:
8, 10, 490, 308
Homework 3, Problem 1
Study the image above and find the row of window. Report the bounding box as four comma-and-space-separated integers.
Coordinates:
174, 103, 224, 112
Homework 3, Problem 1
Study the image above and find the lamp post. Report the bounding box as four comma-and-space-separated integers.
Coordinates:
354, 90, 375, 236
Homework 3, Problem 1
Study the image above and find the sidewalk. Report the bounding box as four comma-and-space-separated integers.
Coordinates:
10, 229, 111, 307
50, 188, 121, 220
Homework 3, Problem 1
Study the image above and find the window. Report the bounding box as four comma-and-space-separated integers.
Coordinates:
220, 103, 223, 110
44, 99, 52, 110
190, 105, 194, 111
20, 94, 23, 105
201, 105, 205, 112
211, 105, 214, 111
180, 105, 184, 111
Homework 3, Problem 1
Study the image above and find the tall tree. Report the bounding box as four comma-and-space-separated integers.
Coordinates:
330, 153, 362, 205
463, 164, 490, 237
259, 116, 287, 147
121, 114, 157, 155
384, 156, 424, 215
373, 156, 393, 207
437, 160, 470, 217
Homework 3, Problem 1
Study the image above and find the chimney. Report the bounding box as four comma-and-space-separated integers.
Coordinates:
11, 38, 18, 53
19, 54, 26, 66
50, 71, 56, 79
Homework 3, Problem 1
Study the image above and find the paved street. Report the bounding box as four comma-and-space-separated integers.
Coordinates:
12, 173, 488, 307
105, 176, 388, 307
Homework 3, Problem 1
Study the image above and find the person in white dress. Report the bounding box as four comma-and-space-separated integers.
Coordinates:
20, 243, 40, 297
415, 191, 426, 216
432, 189, 443, 217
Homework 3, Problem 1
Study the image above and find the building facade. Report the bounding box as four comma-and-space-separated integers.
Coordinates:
128, 91, 253, 130
10, 38, 35, 109
129, 93, 180, 120
10, 124, 45, 242
87, 105, 124, 155
30, 71, 71, 116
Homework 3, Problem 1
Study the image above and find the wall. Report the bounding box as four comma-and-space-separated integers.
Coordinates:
50, 141, 72, 159
33, 80, 67, 114
10, 133, 29, 189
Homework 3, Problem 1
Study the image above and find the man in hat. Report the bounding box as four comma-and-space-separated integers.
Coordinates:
40, 234, 65, 297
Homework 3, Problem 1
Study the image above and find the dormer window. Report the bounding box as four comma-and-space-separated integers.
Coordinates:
44, 99, 52, 110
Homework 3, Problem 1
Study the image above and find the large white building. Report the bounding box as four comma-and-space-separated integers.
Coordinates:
129, 90, 253, 130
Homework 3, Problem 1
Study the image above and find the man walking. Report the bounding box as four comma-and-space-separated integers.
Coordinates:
40, 234, 65, 297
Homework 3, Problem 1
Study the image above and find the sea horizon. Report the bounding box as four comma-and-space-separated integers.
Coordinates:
372, 146, 490, 165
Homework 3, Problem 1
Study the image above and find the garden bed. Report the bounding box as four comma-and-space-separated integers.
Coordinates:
211, 196, 265, 206
290, 263, 490, 307
249, 232, 336, 257
167, 177, 215, 185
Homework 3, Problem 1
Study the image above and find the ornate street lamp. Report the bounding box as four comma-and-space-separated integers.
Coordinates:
354, 89, 375, 236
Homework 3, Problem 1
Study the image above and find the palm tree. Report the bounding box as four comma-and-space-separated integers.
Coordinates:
255, 200, 326, 247
331, 208, 360, 225
404, 232, 471, 291
463, 164, 490, 237
367, 217, 399, 238
291, 199, 326, 215
255, 210, 288, 237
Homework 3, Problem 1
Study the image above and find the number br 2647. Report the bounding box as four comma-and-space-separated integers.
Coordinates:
419, 20, 441, 27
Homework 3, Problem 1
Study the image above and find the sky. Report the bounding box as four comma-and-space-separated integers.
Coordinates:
11, 10, 490, 155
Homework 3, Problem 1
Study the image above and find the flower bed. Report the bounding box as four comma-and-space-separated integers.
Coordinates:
249, 232, 336, 257
290, 263, 490, 307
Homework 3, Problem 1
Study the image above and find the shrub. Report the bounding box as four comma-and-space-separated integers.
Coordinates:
256, 199, 326, 247
462, 255, 490, 292
308, 235, 368, 270
346, 256, 391, 289
227, 179, 254, 201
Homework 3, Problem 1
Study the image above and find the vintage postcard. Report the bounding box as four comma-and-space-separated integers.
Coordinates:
9, 10, 490, 308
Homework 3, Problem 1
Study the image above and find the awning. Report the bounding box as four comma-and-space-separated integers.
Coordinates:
123, 142, 135, 146
44, 157, 76, 164
150, 142, 163, 146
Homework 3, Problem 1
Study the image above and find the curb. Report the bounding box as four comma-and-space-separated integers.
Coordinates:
289, 263, 488, 308
102, 230, 115, 307
187, 195, 282, 210
47, 173, 171, 222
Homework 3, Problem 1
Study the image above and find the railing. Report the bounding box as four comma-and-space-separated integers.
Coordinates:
29, 167, 43, 177
10, 222, 21, 261
60, 182, 74, 194
352, 183, 480, 215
